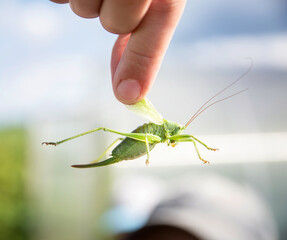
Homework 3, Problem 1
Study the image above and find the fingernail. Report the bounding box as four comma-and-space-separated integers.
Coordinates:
117, 79, 141, 104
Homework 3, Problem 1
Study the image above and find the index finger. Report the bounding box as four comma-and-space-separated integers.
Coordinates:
112, 0, 186, 104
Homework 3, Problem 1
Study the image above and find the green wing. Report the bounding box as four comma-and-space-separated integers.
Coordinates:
125, 98, 164, 125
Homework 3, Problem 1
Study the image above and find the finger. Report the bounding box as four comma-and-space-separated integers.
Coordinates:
69, 0, 102, 18
111, 34, 131, 79
50, 0, 69, 3
112, 0, 186, 104
100, 0, 151, 34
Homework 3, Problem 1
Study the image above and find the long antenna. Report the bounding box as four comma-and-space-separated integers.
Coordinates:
188, 88, 248, 124
184, 58, 253, 128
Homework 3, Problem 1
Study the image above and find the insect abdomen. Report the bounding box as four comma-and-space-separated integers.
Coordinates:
111, 123, 165, 160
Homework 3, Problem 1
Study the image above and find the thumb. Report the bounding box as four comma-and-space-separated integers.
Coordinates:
111, 0, 186, 105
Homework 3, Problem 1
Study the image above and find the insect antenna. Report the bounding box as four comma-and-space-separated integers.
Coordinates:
184, 58, 253, 128
186, 88, 248, 126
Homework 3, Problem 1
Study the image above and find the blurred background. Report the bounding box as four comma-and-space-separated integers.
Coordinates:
0, 0, 286, 239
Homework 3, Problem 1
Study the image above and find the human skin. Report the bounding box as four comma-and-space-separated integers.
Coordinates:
50, 0, 186, 104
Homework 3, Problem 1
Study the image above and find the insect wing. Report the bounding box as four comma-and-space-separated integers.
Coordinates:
125, 98, 164, 124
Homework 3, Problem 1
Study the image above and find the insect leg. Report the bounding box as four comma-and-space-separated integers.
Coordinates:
90, 138, 124, 164
169, 136, 210, 164
105, 129, 161, 143
42, 127, 161, 146
170, 134, 218, 151
42, 127, 109, 146
189, 135, 218, 151
190, 139, 210, 164
145, 134, 150, 166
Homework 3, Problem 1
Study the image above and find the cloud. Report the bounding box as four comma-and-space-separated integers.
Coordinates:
170, 34, 287, 71
22, 4, 60, 41
0, 54, 103, 121
0, 1, 62, 43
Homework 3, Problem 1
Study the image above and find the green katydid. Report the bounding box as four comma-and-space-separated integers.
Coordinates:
42, 62, 252, 168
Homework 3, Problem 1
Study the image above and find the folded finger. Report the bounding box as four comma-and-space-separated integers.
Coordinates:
69, 0, 102, 18
100, 0, 151, 34
50, 0, 69, 3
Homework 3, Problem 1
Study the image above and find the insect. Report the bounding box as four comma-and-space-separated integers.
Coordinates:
43, 61, 252, 168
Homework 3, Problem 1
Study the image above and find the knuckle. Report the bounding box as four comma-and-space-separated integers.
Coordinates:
100, 0, 150, 34
128, 45, 161, 63
70, 2, 99, 18
152, 0, 186, 13
50, 0, 69, 3
100, 18, 132, 34
100, 12, 140, 34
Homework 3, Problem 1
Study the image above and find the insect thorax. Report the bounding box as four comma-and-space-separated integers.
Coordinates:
163, 119, 184, 136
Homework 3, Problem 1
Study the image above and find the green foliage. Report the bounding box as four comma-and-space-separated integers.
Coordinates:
0, 127, 29, 240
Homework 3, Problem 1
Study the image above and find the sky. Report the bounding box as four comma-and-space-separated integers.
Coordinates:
0, 0, 286, 128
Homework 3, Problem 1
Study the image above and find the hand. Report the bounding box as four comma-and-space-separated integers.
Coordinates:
50, 0, 186, 104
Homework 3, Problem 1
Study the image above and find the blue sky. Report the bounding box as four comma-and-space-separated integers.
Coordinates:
0, 0, 286, 125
